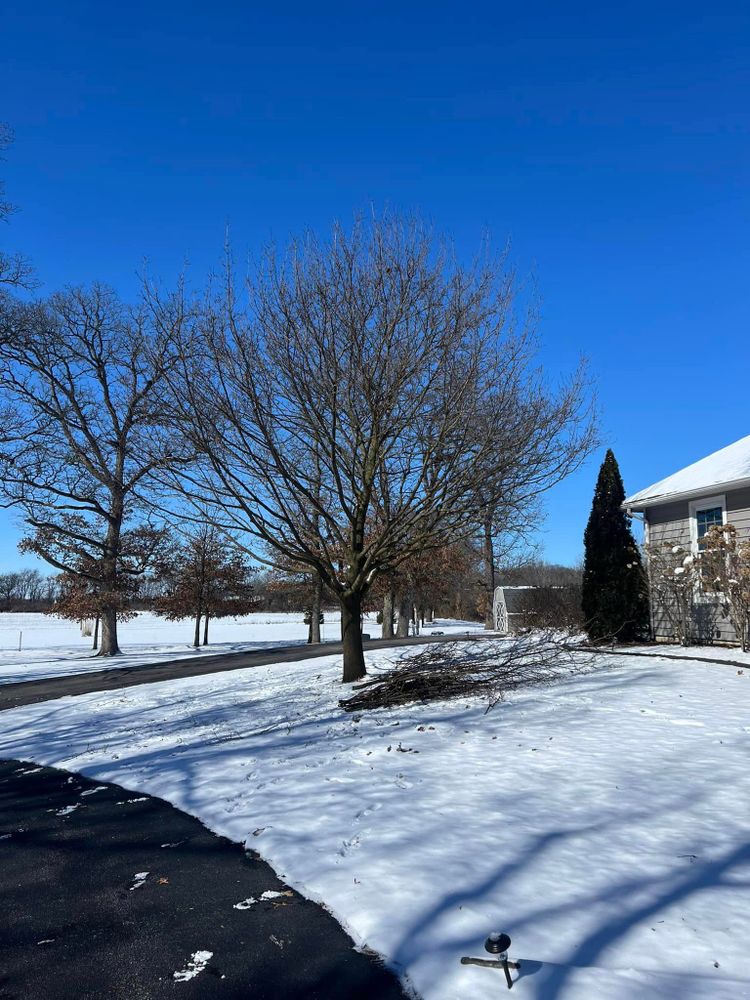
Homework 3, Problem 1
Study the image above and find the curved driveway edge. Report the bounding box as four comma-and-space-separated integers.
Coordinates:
0, 758, 411, 1000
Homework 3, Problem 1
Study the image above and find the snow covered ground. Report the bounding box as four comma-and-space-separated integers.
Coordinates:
1, 640, 749, 998
0, 612, 483, 685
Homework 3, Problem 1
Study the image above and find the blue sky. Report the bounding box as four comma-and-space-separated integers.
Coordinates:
2, 1, 749, 571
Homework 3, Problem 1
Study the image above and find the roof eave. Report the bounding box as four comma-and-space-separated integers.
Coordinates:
623, 475, 750, 512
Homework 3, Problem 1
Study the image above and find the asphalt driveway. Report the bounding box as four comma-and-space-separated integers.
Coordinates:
0, 632, 487, 710
0, 759, 410, 999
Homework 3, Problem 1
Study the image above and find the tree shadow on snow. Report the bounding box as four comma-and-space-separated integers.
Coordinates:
388, 787, 750, 999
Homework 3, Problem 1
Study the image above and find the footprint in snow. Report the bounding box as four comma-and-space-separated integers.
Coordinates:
223, 794, 249, 814
339, 834, 361, 856
354, 802, 383, 821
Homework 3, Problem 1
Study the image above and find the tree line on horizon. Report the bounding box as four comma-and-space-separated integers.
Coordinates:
0, 546, 585, 642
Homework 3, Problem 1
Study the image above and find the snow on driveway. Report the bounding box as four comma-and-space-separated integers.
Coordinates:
1, 641, 749, 999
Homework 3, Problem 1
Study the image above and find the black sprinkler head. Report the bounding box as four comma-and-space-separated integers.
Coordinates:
485, 932, 511, 955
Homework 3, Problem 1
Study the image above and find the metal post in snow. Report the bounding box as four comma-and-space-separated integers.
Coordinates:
18, 630, 22, 651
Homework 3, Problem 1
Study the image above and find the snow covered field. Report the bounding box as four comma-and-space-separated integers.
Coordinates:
2, 640, 749, 998
0, 612, 483, 685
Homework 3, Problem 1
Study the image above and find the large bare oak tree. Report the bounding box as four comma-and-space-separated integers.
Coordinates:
157, 216, 596, 682
0, 286, 183, 654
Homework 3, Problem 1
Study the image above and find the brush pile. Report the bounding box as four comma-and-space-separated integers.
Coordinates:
340, 632, 588, 713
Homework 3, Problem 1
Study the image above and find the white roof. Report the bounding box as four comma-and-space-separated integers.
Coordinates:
625, 434, 750, 509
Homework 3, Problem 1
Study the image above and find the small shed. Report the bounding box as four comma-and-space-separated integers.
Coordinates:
492, 586, 538, 633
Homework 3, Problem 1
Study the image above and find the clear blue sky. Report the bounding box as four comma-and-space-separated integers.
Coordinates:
2, 1, 749, 572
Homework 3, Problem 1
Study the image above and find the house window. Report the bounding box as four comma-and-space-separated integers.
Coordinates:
696, 506, 723, 545
688, 495, 726, 552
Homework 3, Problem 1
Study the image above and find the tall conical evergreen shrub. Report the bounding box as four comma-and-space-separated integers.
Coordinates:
582, 449, 650, 642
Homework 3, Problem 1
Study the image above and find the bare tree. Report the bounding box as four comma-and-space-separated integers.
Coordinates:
0, 568, 52, 609
0, 123, 36, 292
307, 572, 324, 643
472, 369, 596, 629
373, 542, 477, 632
0, 286, 183, 654
501, 559, 582, 588
381, 586, 396, 638
0, 572, 21, 610
158, 215, 596, 682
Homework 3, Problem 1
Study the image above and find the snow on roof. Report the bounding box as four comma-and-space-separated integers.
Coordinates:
625, 434, 750, 508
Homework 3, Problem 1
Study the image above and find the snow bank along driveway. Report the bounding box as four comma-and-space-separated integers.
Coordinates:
2, 642, 749, 999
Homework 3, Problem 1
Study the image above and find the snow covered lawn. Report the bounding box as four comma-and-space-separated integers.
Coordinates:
0, 612, 483, 685
1, 642, 749, 999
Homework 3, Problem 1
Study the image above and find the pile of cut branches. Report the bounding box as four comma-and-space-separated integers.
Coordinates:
340, 633, 587, 713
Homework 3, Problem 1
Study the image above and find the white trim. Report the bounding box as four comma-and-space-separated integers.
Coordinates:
492, 587, 508, 632
688, 494, 726, 553
624, 474, 750, 511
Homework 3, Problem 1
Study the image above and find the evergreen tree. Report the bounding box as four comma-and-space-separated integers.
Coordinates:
582, 449, 650, 641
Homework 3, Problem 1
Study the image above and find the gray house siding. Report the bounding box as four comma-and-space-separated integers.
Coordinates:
728, 486, 750, 534
645, 487, 750, 644
645, 500, 690, 545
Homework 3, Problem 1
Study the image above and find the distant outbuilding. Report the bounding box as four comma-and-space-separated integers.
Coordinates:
492, 584, 583, 634
492, 586, 539, 633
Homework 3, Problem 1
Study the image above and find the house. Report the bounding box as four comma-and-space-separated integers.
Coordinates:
624, 434, 750, 644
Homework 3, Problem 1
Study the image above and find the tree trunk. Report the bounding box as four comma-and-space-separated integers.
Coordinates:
382, 590, 395, 639
97, 491, 124, 656
202, 613, 210, 646
308, 574, 322, 643
98, 609, 120, 656
396, 594, 410, 637
341, 592, 366, 683
193, 609, 201, 648
92, 615, 100, 650
483, 518, 495, 630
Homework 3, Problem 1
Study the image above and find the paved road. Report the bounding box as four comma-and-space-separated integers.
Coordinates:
0, 759, 410, 1000
0, 632, 488, 710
